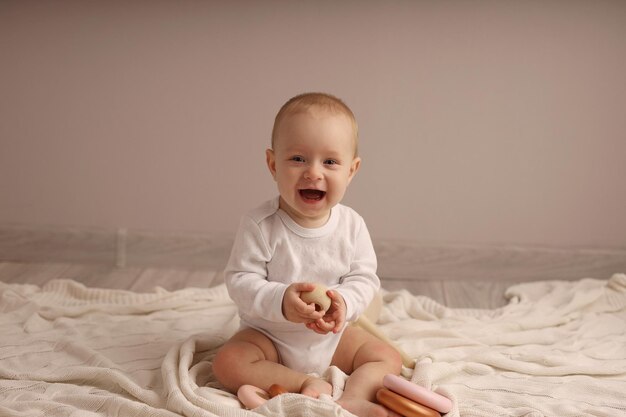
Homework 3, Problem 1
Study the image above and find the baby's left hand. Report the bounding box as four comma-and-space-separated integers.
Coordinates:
306, 289, 346, 335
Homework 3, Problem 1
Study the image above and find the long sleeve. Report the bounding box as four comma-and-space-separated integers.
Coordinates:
334, 218, 380, 322
224, 215, 288, 323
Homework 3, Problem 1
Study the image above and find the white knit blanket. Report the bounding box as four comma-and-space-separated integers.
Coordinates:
1, 274, 625, 417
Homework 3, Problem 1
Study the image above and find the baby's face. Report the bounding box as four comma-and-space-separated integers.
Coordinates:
267, 108, 360, 228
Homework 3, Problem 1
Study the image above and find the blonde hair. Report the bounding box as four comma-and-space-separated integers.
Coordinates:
271, 92, 359, 155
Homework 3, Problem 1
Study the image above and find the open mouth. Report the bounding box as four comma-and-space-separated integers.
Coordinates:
299, 189, 326, 201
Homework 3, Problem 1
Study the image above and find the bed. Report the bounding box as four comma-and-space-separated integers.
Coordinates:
1, 228, 625, 417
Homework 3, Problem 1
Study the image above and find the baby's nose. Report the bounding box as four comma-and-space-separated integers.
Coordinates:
304, 163, 323, 180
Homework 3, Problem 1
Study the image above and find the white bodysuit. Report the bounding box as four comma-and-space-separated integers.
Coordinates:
224, 197, 380, 375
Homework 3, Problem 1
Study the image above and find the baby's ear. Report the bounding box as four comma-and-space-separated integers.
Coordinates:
348, 157, 361, 182
266, 149, 277, 180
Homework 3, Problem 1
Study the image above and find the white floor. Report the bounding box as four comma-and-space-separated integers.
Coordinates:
2, 226, 624, 309
0, 260, 536, 309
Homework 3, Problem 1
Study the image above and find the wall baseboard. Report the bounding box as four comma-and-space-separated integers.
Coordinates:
1, 225, 624, 281
375, 239, 626, 281
0, 225, 233, 270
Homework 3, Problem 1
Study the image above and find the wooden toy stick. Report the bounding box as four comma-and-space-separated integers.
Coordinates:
301, 284, 415, 369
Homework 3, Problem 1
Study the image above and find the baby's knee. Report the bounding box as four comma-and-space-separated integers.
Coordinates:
378, 342, 403, 373
212, 345, 236, 388
212, 343, 254, 391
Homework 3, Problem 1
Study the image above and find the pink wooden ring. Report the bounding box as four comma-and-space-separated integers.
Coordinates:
237, 384, 269, 409
376, 388, 441, 417
383, 374, 452, 413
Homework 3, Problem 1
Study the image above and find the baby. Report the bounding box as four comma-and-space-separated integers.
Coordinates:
212, 92, 401, 417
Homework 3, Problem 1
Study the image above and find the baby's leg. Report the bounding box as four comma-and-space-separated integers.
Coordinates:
331, 326, 403, 417
212, 328, 330, 397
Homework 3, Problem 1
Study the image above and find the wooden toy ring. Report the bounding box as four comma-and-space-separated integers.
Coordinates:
300, 285, 331, 312
383, 374, 452, 413
376, 388, 441, 417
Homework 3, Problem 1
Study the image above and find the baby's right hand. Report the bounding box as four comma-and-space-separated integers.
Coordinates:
282, 283, 325, 324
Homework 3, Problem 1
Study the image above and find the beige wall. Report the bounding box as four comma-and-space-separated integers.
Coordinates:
1, 0, 625, 247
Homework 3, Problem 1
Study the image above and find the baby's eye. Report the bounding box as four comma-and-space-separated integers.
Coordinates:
324, 159, 338, 165
290, 156, 305, 162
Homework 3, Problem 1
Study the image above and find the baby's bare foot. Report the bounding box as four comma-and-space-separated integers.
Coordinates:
337, 396, 401, 417
300, 377, 332, 398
